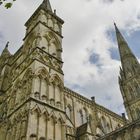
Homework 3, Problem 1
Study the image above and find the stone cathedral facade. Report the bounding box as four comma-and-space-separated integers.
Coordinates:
0, 0, 140, 140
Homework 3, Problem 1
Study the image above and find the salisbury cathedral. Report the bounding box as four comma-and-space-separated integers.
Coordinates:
0, 0, 140, 140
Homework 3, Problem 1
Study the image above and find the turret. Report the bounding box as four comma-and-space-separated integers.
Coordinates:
0, 42, 11, 65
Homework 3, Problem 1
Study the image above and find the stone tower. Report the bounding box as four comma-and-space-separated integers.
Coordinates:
2, 0, 139, 140
115, 24, 140, 121
0, 0, 66, 140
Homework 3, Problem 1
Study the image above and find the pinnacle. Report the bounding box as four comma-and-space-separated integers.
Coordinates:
114, 22, 119, 33
1, 42, 11, 56
114, 23, 133, 57
41, 0, 53, 12
5, 41, 9, 48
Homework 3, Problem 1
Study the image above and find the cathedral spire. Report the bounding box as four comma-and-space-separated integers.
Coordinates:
114, 23, 138, 62
114, 23, 140, 74
116, 23, 140, 121
40, 0, 52, 12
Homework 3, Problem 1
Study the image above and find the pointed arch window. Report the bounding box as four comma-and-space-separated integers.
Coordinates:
40, 78, 48, 100
49, 83, 55, 105
55, 119, 62, 140
100, 116, 108, 134
106, 123, 111, 133
40, 37, 49, 52
29, 110, 39, 138
47, 117, 55, 140
83, 108, 88, 124
34, 76, 49, 100
55, 85, 61, 102
66, 105, 72, 120
38, 114, 47, 138
49, 38, 57, 56
77, 110, 83, 126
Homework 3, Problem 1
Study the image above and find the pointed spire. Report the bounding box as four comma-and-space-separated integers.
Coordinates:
40, 0, 52, 12
114, 23, 136, 60
1, 42, 11, 57
115, 23, 140, 78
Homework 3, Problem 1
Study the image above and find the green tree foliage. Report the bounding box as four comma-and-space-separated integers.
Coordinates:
0, 0, 16, 9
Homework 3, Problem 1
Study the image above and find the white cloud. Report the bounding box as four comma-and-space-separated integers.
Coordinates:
1, 0, 140, 115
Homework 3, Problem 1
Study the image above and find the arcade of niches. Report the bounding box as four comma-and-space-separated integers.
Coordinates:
0, 0, 140, 140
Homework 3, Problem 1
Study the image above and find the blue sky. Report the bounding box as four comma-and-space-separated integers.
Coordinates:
1, 0, 140, 115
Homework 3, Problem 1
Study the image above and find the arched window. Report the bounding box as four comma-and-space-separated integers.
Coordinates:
83, 108, 88, 124
38, 114, 47, 138
47, 117, 55, 140
55, 86, 61, 103
30, 110, 39, 137
66, 105, 72, 120
49, 38, 57, 56
54, 22, 60, 32
34, 77, 40, 94
106, 123, 111, 133
49, 83, 55, 101
34, 76, 48, 100
101, 116, 108, 134
49, 74, 63, 106
40, 78, 48, 100
40, 37, 49, 52
20, 120, 27, 138
48, 17, 54, 28
77, 110, 83, 126
55, 120, 62, 140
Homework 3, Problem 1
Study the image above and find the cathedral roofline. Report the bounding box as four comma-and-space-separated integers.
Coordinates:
64, 87, 125, 122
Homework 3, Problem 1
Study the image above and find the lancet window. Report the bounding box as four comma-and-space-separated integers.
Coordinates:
34, 68, 49, 100
100, 116, 110, 134
49, 74, 63, 107
66, 105, 72, 120
83, 108, 88, 124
